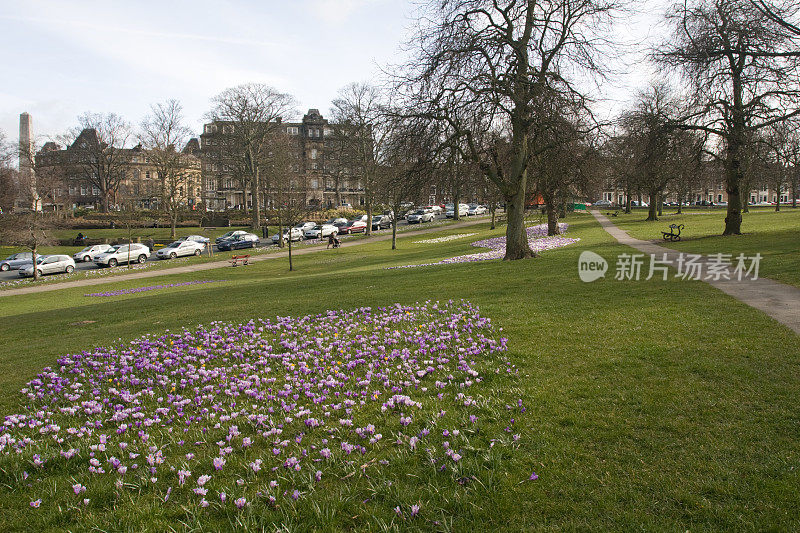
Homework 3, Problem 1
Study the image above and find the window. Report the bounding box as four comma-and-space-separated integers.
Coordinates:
310, 149, 318, 160
80, 185, 87, 196
311, 162, 318, 170
324, 128, 333, 137
311, 179, 318, 189
204, 124, 217, 134
287, 127, 299, 135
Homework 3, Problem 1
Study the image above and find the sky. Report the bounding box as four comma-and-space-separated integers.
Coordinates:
0, 0, 671, 147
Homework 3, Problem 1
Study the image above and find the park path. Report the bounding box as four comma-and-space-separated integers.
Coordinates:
0, 218, 491, 298
590, 210, 800, 335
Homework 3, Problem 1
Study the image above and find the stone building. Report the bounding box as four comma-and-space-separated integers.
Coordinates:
36, 128, 202, 211
199, 109, 365, 211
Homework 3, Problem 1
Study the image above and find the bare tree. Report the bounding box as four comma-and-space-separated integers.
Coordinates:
380, 115, 440, 249
398, 0, 618, 260
330, 83, 390, 235
657, 0, 800, 234
0, 130, 16, 214
64, 113, 133, 212
207, 84, 296, 229
140, 100, 198, 239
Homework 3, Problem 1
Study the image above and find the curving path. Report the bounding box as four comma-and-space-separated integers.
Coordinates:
0, 217, 492, 298
591, 210, 800, 335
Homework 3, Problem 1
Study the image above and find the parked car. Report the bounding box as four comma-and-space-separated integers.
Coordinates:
339, 218, 368, 234
218, 234, 259, 251
326, 217, 348, 225
19, 255, 76, 277
215, 230, 249, 244
423, 205, 442, 214
156, 240, 206, 259
631, 200, 649, 207
304, 224, 339, 239
593, 199, 613, 208
271, 228, 304, 244
468, 204, 487, 216
94, 243, 151, 267
294, 222, 317, 233
340, 202, 353, 209
73, 244, 114, 263
407, 209, 436, 223
371, 215, 392, 230
180, 234, 210, 244
0, 252, 34, 271
445, 204, 470, 218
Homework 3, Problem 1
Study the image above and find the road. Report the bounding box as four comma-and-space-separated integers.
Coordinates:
0, 213, 481, 283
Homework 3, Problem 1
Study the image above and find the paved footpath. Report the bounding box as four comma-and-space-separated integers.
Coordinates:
0, 218, 491, 298
591, 210, 800, 335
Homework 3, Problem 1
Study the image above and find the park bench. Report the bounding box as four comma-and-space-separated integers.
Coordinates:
229, 254, 250, 267
661, 223, 684, 242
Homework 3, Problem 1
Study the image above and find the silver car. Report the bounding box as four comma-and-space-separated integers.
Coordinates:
94, 243, 151, 267
0, 252, 33, 271
19, 255, 76, 277
156, 240, 205, 259
73, 244, 114, 263
179, 235, 210, 244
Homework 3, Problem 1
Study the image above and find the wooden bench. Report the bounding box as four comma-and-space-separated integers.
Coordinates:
661, 223, 684, 242
229, 254, 250, 267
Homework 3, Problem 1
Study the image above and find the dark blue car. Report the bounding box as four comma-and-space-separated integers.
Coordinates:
217, 235, 257, 251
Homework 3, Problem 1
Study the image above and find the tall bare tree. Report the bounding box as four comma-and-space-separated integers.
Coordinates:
207, 84, 296, 229
140, 100, 198, 239
657, 0, 800, 234
0, 130, 16, 214
65, 113, 133, 212
398, 0, 618, 260
330, 83, 389, 235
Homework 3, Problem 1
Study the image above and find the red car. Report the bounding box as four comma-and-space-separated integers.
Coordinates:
340, 218, 367, 234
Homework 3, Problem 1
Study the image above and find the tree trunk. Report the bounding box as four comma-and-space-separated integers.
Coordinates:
278, 219, 284, 248
288, 227, 293, 271
646, 191, 658, 221
490, 202, 496, 230
170, 211, 177, 239
792, 174, 797, 208
657, 195, 663, 217
504, 188, 534, 260
624, 186, 632, 214
677, 193, 683, 214
391, 204, 398, 250
453, 183, 461, 221
31, 246, 39, 281
545, 200, 559, 236
252, 168, 262, 230
724, 146, 743, 235
365, 194, 372, 236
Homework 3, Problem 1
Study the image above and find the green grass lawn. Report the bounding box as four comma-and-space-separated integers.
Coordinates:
0, 214, 798, 531
608, 207, 800, 287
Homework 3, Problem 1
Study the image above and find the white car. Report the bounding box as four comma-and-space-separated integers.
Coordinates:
156, 240, 205, 259
467, 204, 487, 216
304, 224, 339, 239
180, 235, 210, 244
423, 205, 442, 214
73, 244, 114, 263
271, 227, 304, 243
19, 255, 76, 277
294, 222, 317, 232
407, 209, 436, 223
0, 252, 34, 271
94, 243, 151, 267
215, 230, 249, 244
326, 217, 348, 225
446, 204, 470, 218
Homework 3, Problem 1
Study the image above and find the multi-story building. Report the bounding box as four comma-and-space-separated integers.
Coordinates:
36, 128, 202, 211
199, 109, 366, 211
